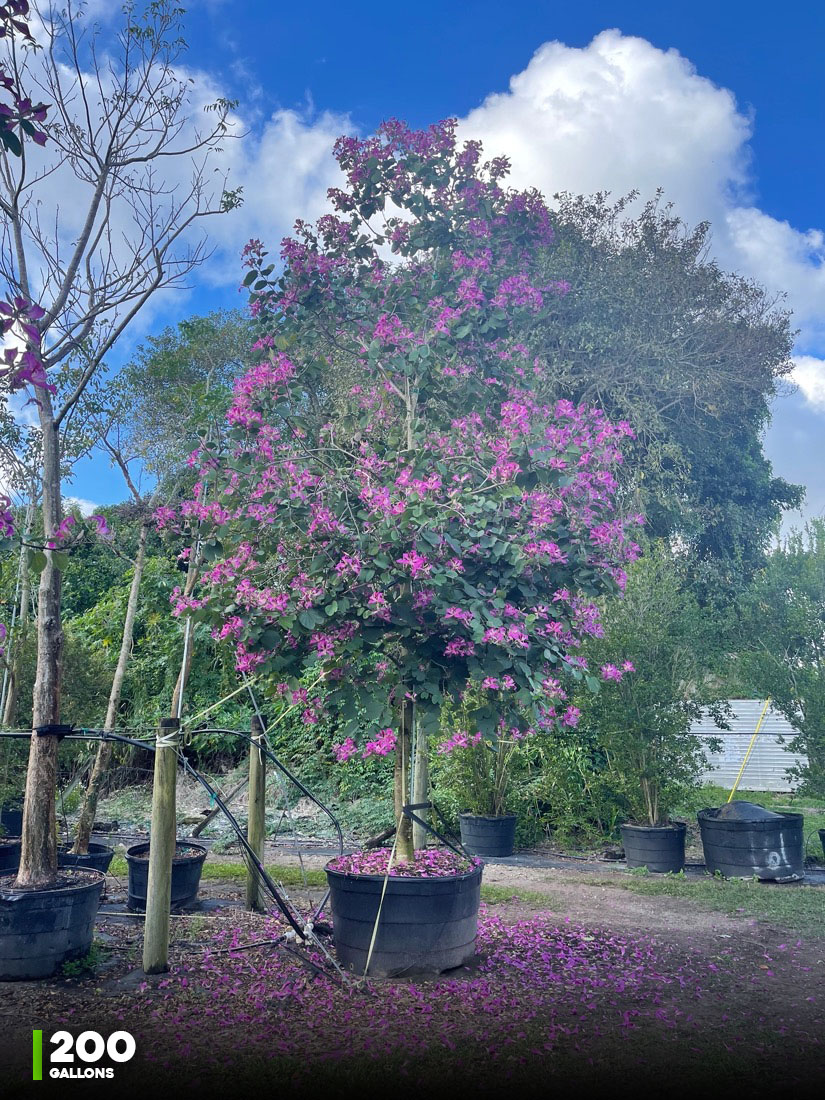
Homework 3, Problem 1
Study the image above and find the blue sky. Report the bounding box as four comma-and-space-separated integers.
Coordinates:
60, 0, 824, 525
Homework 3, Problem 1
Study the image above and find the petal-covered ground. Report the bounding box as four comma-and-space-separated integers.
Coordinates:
4, 869, 825, 1098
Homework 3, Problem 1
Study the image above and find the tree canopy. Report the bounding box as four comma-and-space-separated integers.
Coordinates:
532, 191, 801, 592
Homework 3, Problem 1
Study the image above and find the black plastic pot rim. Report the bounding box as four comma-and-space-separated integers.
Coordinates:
325, 860, 483, 884
125, 841, 207, 862
621, 821, 686, 832
458, 812, 517, 822
0, 867, 105, 901
698, 809, 803, 825
58, 842, 113, 854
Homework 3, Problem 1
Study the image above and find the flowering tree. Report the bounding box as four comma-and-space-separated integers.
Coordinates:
168, 120, 642, 857
1, 0, 239, 886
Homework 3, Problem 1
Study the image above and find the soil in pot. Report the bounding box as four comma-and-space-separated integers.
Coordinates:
0, 869, 105, 981
459, 813, 517, 858
58, 842, 115, 874
325, 857, 483, 977
0, 838, 21, 874
125, 841, 207, 912
620, 822, 686, 873
698, 801, 804, 882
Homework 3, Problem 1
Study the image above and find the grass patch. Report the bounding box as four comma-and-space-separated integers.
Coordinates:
107, 854, 326, 887
200, 861, 327, 887
480, 883, 559, 908
579, 871, 825, 937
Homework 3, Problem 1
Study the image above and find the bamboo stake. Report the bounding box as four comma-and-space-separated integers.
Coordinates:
727, 698, 772, 803
191, 775, 248, 837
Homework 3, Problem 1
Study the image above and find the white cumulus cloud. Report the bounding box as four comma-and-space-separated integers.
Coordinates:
791, 356, 825, 411
457, 30, 824, 352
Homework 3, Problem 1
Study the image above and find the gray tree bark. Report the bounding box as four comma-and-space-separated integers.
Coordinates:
72, 521, 148, 854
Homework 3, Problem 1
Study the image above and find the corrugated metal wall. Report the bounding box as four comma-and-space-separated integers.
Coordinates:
694, 700, 808, 793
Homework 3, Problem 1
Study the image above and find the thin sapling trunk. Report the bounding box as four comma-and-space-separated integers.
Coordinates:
72, 520, 148, 854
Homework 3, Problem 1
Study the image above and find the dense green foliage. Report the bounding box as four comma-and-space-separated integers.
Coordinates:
535, 193, 801, 596
736, 520, 825, 794
577, 545, 729, 825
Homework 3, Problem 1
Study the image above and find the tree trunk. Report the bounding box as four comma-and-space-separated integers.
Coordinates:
394, 698, 414, 861
72, 521, 148, 854
169, 556, 199, 719
2, 497, 35, 727
17, 396, 62, 887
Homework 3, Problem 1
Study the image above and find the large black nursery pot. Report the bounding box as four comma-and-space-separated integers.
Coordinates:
58, 842, 115, 874
0, 869, 105, 980
0, 807, 23, 836
620, 821, 686, 873
458, 812, 517, 858
0, 837, 21, 874
698, 801, 804, 882
125, 840, 207, 911
325, 859, 483, 977
820, 828, 825, 861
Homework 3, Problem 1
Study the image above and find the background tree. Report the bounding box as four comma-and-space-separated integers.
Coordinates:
578, 543, 728, 826
0, 0, 240, 885
118, 309, 255, 482
737, 520, 825, 795
70, 309, 254, 851
532, 191, 801, 598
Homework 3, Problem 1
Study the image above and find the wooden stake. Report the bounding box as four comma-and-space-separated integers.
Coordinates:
411, 713, 429, 850
396, 699, 414, 860
142, 718, 179, 974
191, 775, 248, 837
246, 714, 266, 912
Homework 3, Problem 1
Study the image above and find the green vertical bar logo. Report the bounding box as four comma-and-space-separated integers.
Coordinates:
32, 1030, 42, 1081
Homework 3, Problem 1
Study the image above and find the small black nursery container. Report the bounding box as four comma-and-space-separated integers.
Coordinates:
620, 821, 686, 873
125, 841, 206, 911
458, 813, 517, 858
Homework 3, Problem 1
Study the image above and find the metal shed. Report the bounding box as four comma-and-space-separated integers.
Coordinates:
694, 699, 808, 793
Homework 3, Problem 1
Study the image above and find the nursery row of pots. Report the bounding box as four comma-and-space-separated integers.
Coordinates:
2, 806, 821, 983
620, 801, 813, 881
0, 840, 207, 980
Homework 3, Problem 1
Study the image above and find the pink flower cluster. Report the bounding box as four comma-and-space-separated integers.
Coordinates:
601, 660, 636, 682
334, 727, 397, 761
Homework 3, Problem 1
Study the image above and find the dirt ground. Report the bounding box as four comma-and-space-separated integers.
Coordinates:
3, 845, 825, 1098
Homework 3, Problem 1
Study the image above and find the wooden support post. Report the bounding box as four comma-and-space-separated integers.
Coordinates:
142, 718, 179, 974
396, 699, 414, 861
246, 714, 266, 912
412, 714, 429, 851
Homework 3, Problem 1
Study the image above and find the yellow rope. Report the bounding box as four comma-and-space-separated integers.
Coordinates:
181, 671, 325, 732
360, 814, 403, 983
182, 677, 261, 727
727, 698, 772, 802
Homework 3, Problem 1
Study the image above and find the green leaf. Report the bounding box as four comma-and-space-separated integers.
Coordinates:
27, 549, 47, 574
